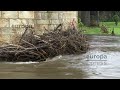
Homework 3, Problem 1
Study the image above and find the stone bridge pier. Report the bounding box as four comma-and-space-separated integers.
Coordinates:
0, 11, 78, 44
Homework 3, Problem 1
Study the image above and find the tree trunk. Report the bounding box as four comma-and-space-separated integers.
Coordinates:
81, 11, 90, 26
90, 11, 99, 26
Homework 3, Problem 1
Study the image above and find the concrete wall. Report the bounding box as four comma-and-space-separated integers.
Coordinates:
0, 11, 78, 44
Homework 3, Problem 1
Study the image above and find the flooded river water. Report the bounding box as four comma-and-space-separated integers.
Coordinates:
0, 35, 120, 79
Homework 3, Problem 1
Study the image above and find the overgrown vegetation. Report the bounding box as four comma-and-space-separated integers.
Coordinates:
78, 18, 84, 29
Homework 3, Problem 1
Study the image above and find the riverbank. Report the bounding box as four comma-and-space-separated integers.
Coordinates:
82, 22, 120, 35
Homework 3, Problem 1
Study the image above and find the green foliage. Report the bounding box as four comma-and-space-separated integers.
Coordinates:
78, 18, 84, 29
112, 14, 120, 26
100, 18, 113, 22
99, 11, 120, 22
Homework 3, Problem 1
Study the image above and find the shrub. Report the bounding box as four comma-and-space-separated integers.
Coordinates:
78, 18, 84, 29
112, 14, 120, 26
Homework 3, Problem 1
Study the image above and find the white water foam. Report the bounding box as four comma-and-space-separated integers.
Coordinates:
4, 61, 39, 64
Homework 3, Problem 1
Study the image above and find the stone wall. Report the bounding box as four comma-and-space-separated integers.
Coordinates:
0, 11, 35, 44
0, 11, 78, 44
34, 11, 78, 35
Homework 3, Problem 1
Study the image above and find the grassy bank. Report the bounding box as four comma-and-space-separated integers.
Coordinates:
81, 22, 120, 35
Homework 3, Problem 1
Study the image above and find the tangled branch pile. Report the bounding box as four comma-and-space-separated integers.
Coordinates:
0, 24, 89, 62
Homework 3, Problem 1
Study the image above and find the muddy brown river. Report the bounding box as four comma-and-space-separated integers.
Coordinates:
0, 35, 120, 79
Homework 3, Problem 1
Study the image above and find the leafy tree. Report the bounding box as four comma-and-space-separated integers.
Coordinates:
78, 18, 84, 29
113, 14, 120, 26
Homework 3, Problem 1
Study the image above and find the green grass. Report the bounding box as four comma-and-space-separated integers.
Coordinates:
81, 22, 120, 35
100, 22, 120, 28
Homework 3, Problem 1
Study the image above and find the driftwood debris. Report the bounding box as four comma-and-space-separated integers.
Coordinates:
0, 24, 89, 62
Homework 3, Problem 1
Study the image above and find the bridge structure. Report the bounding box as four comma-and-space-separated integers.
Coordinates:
0, 11, 78, 44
